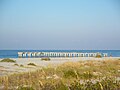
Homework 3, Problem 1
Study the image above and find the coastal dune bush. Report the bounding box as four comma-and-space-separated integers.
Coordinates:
27, 63, 36, 66
41, 57, 50, 61
14, 63, 19, 66
20, 64, 24, 67
95, 54, 102, 58
0, 58, 16, 63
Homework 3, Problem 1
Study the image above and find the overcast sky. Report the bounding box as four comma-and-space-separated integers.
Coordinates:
0, 0, 120, 50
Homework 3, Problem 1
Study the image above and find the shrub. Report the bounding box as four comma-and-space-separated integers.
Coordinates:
14, 63, 19, 66
20, 64, 24, 67
41, 57, 50, 61
95, 54, 102, 58
27, 63, 36, 66
0, 58, 16, 63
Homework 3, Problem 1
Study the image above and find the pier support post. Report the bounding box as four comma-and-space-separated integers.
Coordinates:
18, 52, 23, 58
27, 52, 32, 58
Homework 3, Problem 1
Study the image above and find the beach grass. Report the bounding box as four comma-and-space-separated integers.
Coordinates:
0, 59, 120, 90
41, 57, 51, 61
0, 58, 16, 63
27, 63, 36, 66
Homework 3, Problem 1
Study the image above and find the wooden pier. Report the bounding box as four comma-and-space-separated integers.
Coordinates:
18, 52, 108, 58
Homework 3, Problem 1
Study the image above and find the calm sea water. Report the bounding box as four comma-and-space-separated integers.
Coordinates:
0, 50, 120, 58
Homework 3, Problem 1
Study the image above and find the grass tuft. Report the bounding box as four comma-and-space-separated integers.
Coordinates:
14, 63, 19, 66
0, 58, 16, 63
20, 64, 24, 67
95, 54, 102, 58
41, 57, 50, 61
27, 63, 36, 66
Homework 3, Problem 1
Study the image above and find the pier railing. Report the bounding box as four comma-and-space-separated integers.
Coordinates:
18, 52, 108, 58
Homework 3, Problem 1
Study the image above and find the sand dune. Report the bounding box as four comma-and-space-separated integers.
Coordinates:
0, 57, 119, 76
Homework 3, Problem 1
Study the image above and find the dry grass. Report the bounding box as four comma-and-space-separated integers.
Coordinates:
0, 59, 120, 90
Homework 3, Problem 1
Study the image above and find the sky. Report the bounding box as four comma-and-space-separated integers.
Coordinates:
0, 0, 120, 50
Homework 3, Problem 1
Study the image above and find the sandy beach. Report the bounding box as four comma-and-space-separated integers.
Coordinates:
0, 57, 119, 76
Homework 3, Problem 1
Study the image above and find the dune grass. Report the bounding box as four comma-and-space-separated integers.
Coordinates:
41, 57, 50, 61
27, 63, 36, 66
0, 58, 16, 63
0, 59, 120, 90
14, 63, 19, 66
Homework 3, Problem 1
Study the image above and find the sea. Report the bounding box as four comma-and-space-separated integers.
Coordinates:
0, 50, 120, 58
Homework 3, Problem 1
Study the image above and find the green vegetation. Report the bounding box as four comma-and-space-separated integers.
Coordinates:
63, 69, 79, 78
20, 64, 24, 67
0, 59, 120, 90
69, 78, 120, 90
27, 63, 36, 66
14, 63, 19, 66
95, 54, 102, 58
18, 86, 34, 90
41, 57, 50, 61
0, 58, 16, 63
